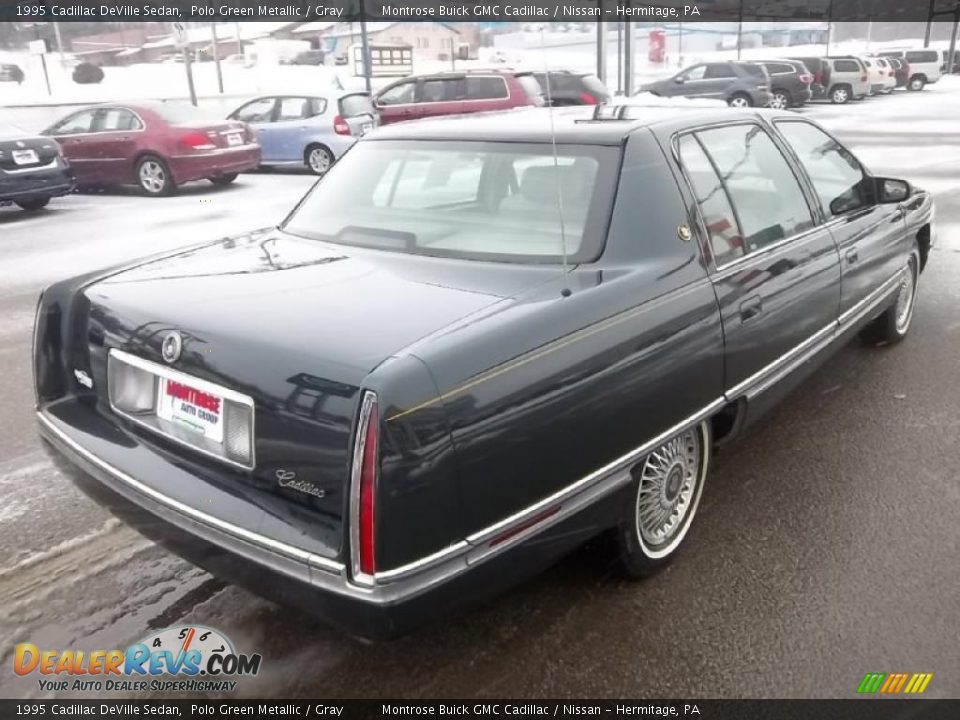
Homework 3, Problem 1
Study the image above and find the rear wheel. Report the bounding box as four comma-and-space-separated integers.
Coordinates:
136, 156, 174, 196
305, 145, 334, 175
769, 90, 791, 110
908, 75, 926, 91
209, 173, 238, 186
860, 245, 921, 346
830, 85, 851, 104
15, 197, 50, 211
617, 421, 710, 578
727, 93, 752, 108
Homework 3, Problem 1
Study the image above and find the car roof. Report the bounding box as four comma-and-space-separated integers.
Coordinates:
367, 105, 787, 146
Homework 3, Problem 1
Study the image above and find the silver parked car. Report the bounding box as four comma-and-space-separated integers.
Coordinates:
228, 91, 379, 174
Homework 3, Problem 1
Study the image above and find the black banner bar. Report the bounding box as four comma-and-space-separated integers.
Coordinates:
2, 0, 960, 23
2, 700, 960, 719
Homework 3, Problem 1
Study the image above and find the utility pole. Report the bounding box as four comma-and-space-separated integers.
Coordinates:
358, 0, 372, 94
52, 21, 65, 65
948, 11, 959, 74
211, 22, 223, 93
737, 0, 744, 60
924, 0, 936, 47
623, 16, 633, 95
596, 16, 607, 84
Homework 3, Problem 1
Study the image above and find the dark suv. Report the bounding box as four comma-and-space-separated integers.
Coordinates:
374, 70, 544, 124
640, 61, 770, 107
752, 59, 814, 109
532, 70, 611, 105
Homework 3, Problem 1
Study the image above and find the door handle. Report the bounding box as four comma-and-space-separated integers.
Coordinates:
739, 295, 763, 322
845, 248, 859, 264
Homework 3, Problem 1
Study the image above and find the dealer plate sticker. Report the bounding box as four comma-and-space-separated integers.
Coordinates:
157, 377, 224, 443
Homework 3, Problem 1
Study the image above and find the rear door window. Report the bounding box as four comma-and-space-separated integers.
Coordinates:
704, 64, 736, 79
96, 108, 141, 132
833, 59, 860, 73
466, 76, 509, 100
419, 78, 461, 103
693, 124, 815, 256
277, 97, 313, 121
775, 120, 868, 217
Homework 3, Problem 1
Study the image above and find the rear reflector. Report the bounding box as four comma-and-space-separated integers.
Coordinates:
489, 505, 562, 547
333, 115, 351, 135
350, 391, 379, 583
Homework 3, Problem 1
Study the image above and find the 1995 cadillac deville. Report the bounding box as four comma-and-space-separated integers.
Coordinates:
34, 105, 933, 638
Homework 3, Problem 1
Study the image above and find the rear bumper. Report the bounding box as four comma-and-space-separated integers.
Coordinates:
38, 401, 618, 639
0, 164, 75, 201
167, 145, 261, 184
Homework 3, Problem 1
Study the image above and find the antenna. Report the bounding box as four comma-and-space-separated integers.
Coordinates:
539, 26, 572, 298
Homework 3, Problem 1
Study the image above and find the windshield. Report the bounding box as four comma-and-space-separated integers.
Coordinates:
283, 140, 618, 263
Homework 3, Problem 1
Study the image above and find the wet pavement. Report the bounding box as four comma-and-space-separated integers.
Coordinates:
1, 88, 958, 699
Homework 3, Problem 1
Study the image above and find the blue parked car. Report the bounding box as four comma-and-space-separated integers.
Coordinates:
228, 91, 378, 175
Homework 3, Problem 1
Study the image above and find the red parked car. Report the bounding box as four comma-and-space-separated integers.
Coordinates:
373, 70, 544, 124
42, 103, 261, 196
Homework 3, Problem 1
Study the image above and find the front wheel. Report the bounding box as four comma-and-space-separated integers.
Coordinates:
209, 173, 238, 186
727, 93, 752, 108
136, 156, 175, 196
15, 197, 50, 211
617, 421, 710, 578
860, 245, 921, 346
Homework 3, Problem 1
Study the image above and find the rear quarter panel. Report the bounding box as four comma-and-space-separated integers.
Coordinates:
367, 131, 725, 568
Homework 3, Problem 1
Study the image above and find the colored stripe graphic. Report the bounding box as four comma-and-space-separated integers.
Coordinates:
857, 672, 933, 694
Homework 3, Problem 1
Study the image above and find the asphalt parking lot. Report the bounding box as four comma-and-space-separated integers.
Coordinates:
1, 85, 959, 699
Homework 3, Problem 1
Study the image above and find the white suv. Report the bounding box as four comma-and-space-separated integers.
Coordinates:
878, 49, 942, 91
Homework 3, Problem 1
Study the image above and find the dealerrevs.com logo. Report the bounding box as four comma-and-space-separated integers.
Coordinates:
13, 625, 262, 693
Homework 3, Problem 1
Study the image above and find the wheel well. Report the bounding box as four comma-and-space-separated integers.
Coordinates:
710, 399, 745, 447
830, 83, 851, 93
917, 223, 932, 271
303, 143, 332, 162
911, 73, 927, 82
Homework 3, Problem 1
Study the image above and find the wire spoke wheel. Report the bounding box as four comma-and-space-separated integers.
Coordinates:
636, 428, 705, 557
895, 254, 919, 334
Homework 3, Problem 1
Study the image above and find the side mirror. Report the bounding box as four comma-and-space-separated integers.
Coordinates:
875, 177, 911, 203
674, 76, 686, 84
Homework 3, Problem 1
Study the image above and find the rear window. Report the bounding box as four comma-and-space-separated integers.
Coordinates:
283, 140, 619, 263
516, 74, 545, 105
906, 50, 939, 63
339, 93, 374, 117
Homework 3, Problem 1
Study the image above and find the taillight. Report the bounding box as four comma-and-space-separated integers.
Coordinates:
799, 73, 813, 84
180, 132, 215, 151
578, 91, 597, 104
333, 115, 351, 135
861, 74, 868, 82
351, 391, 379, 582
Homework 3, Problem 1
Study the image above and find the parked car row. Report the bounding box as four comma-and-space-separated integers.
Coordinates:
639, 48, 942, 109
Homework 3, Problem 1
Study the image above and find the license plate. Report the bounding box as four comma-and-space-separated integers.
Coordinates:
226, 133, 242, 146
156, 377, 224, 443
12, 149, 39, 165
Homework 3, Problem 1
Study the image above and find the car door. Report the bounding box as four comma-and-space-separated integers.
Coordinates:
45, 110, 98, 184
664, 64, 707, 97
773, 119, 907, 321
374, 79, 417, 124
270, 96, 318, 163
676, 122, 841, 397
230, 97, 278, 161
337, 93, 378, 136
416, 77, 464, 119
85, 108, 143, 185
701, 63, 738, 99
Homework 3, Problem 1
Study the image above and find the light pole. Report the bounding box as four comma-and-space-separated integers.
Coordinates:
211, 22, 223, 93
